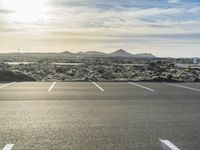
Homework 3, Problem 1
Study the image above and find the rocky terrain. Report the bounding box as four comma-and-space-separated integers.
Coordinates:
0, 59, 200, 82
0, 50, 199, 82
0, 70, 35, 81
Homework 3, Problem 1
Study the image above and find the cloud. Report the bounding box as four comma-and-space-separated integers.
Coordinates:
0, 9, 13, 14
168, 0, 180, 3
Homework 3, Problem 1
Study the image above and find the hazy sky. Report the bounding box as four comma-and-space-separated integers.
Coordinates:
0, 0, 200, 57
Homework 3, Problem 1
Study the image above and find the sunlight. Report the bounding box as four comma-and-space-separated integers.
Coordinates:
2, 0, 48, 23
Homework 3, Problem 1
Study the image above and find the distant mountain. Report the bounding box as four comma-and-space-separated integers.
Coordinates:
60, 51, 76, 57
108, 49, 134, 58
0, 49, 156, 59
134, 53, 156, 58
60, 51, 74, 54
77, 51, 106, 57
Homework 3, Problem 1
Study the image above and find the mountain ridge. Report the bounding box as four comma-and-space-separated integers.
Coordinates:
108, 49, 134, 57
0, 49, 156, 58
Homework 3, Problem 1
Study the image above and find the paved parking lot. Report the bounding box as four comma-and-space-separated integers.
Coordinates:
0, 82, 200, 150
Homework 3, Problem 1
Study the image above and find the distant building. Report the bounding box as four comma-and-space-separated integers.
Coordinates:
193, 58, 198, 64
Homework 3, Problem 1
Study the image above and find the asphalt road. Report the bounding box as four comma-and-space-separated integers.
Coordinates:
0, 82, 200, 150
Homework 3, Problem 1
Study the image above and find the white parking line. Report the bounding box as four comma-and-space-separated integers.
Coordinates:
3, 144, 14, 150
164, 83, 200, 92
92, 82, 104, 92
0, 82, 16, 89
48, 82, 56, 92
160, 139, 180, 150
128, 82, 155, 92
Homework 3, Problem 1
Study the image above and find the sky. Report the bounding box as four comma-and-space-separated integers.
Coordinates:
0, 0, 200, 57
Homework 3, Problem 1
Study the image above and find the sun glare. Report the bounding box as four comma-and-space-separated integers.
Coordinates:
2, 0, 48, 23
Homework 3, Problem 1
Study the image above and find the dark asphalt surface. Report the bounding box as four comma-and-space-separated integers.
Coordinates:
0, 82, 200, 150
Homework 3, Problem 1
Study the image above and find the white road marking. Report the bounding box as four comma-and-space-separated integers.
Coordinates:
92, 82, 104, 92
164, 82, 200, 92
48, 82, 56, 92
160, 139, 180, 150
0, 82, 16, 89
3, 144, 14, 150
128, 82, 155, 92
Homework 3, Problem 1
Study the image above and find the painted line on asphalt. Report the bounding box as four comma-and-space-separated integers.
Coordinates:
0, 82, 16, 89
164, 82, 200, 92
92, 82, 104, 92
3, 144, 14, 150
160, 139, 180, 150
128, 82, 155, 92
48, 82, 56, 92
